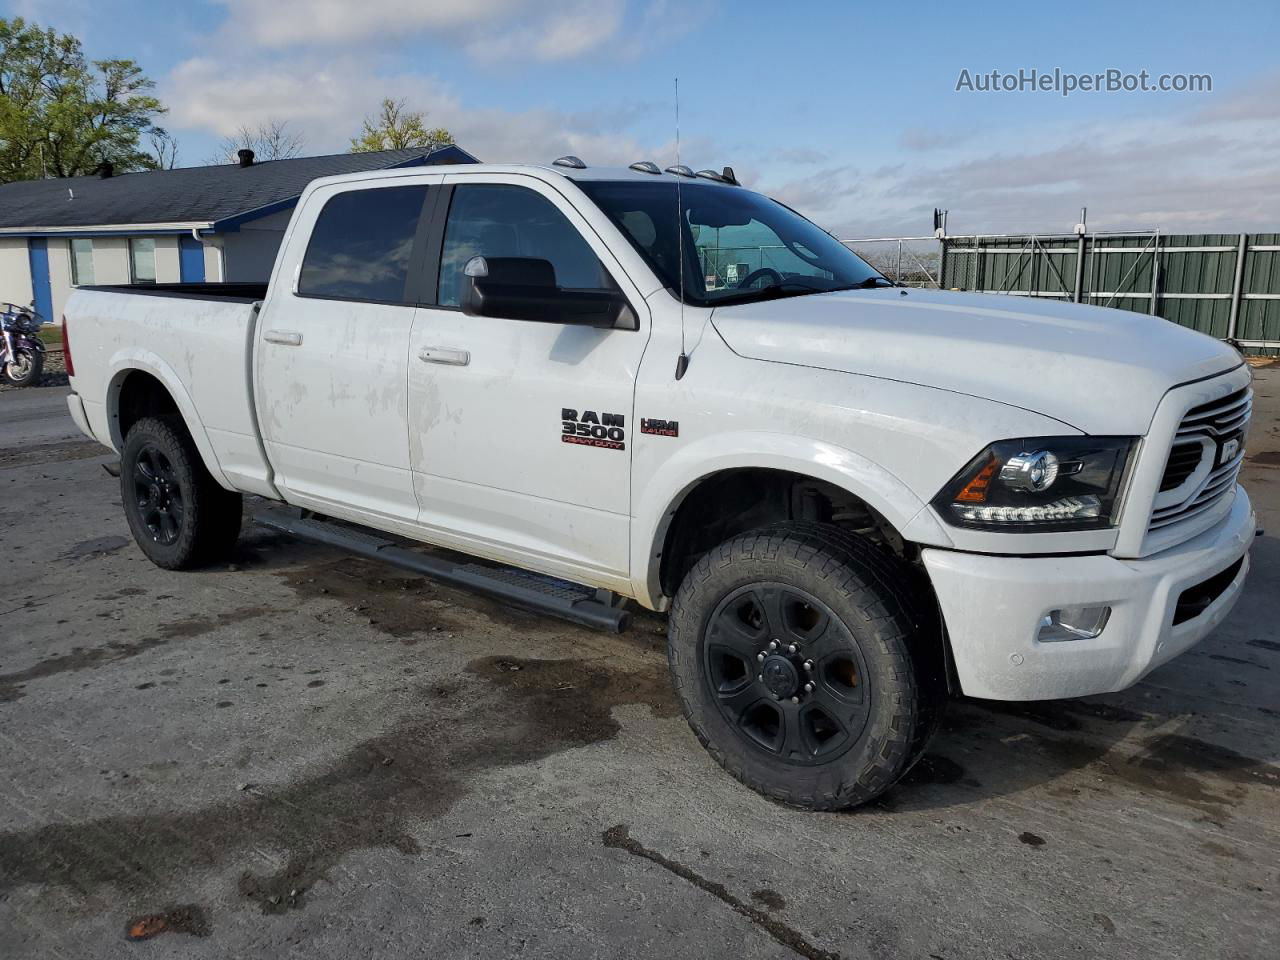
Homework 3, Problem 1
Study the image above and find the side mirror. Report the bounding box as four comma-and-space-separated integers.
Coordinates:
460, 256, 631, 329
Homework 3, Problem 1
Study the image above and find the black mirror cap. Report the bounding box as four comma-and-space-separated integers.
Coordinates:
462, 275, 632, 329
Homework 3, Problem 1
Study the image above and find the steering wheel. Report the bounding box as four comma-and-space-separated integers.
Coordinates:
737, 267, 783, 289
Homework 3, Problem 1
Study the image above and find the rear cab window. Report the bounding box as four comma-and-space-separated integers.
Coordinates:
298, 185, 430, 303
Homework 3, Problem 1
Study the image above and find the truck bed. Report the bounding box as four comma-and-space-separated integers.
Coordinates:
65, 283, 276, 498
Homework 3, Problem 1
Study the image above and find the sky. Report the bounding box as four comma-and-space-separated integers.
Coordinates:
6, 0, 1280, 238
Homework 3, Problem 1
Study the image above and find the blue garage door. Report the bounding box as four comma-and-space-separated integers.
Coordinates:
179, 236, 206, 283
27, 239, 53, 324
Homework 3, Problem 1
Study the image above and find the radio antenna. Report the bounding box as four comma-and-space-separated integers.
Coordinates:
673, 77, 689, 381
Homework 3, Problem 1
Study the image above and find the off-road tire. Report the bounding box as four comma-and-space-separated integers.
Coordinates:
668, 521, 945, 810
120, 416, 243, 570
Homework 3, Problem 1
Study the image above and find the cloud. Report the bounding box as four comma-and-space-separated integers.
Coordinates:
760, 78, 1280, 239
161, 53, 686, 167
211, 0, 520, 49
206, 0, 699, 63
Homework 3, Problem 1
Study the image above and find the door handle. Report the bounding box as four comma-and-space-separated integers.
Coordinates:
418, 346, 470, 366
264, 330, 303, 346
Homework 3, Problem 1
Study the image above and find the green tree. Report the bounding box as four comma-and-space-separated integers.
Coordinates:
350, 97, 452, 153
0, 18, 166, 182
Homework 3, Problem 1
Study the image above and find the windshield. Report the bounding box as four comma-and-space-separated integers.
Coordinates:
575, 180, 887, 307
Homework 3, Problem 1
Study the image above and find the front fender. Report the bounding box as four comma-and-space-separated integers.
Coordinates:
106, 348, 233, 491
629, 430, 953, 609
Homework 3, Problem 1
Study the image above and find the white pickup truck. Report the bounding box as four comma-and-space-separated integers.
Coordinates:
64, 159, 1256, 809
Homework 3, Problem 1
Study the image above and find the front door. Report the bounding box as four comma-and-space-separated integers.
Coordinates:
255, 177, 439, 525
406, 175, 650, 586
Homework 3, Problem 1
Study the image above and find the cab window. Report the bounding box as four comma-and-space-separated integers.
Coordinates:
438, 184, 613, 308
299, 185, 429, 303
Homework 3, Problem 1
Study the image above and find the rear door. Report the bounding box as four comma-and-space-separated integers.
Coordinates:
255, 176, 441, 525
405, 174, 650, 586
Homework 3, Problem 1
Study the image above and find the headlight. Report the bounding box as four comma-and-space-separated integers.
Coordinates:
933, 436, 1136, 532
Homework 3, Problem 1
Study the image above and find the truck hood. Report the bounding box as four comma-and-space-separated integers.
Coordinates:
710, 288, 1242, 434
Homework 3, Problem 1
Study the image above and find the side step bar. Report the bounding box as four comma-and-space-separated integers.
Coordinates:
254, 508, 630, 633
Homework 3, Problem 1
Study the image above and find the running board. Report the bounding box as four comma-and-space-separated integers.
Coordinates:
253, 508, 630, 633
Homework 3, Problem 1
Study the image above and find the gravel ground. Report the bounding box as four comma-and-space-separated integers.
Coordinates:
1, 373, 1278, 960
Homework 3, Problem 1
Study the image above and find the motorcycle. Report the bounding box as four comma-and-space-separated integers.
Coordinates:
1, 301, 45, 387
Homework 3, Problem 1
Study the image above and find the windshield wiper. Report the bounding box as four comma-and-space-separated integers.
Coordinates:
712, 275, 894, 306
828, 276, 895, 291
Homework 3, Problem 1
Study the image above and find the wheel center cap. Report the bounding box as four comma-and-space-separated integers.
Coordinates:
761, 655, 799, 698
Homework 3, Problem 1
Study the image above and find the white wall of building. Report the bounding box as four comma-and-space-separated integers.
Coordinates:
203, 239, 224, 281
0, 239, 33, 306
154, 237, 180, 283
91, 238, 131, 284
3, 206, 295, 319
221, 209, 292, 282
47, 239, 73, 320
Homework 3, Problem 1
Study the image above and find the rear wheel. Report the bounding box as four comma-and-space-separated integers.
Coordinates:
121, 416, 242, 569
667, 521, 945, 810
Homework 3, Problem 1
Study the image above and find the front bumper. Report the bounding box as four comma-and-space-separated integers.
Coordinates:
924, 486, 1255, 701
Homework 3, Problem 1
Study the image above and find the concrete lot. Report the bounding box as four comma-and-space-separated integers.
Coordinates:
1, 373, 1278, 960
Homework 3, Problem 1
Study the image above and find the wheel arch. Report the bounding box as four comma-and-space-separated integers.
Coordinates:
106, 352, 233, 491
630, 433, 953, 609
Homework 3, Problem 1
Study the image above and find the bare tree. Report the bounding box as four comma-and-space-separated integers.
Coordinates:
207, 119, 305, 164
147, 127, 179, 169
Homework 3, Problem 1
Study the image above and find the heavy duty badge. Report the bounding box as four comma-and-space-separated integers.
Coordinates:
562, 408, 626, 450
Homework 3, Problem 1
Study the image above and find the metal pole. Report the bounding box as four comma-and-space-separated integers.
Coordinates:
1073, 234, 1086, 302
1227, 232, 1248, 342
1149, 230, 1161, 316
897, 240, 903, 284
938, 236, 948, 290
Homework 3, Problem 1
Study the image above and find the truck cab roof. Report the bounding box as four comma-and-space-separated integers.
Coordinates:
304, 161, 742, 192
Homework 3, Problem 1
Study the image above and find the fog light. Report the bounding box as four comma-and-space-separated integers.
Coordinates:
1038, 605, 1111, 642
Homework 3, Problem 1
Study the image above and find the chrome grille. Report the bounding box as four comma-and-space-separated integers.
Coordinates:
1148, 385, 1251, 534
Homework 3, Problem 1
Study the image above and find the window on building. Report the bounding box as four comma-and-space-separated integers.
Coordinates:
70, 238, 95, 286
129, 238, 157, 284
438, 184, 613, 308
298, 186, 429, 303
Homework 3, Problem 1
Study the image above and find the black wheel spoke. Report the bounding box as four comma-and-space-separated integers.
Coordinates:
778, 707, 812, 760
707, 608, 766, 658
720, 681, 762, 718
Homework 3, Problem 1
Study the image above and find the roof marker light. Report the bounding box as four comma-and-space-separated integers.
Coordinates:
553, 156, 587, 169
664, 165, 695, 178
629, 161, 661, 174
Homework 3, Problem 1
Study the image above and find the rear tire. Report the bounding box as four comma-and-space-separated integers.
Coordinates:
120, 416, 243, 570
667, 521, 945, 810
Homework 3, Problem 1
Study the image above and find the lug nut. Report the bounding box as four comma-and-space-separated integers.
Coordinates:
791, 696, 799, 704
768, 640, 778, 650
804, 682, 814, 692
788, 644, 797, 654
757, 653, 765, 661
757, 675, 764, 682
803, 661, 813, 672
